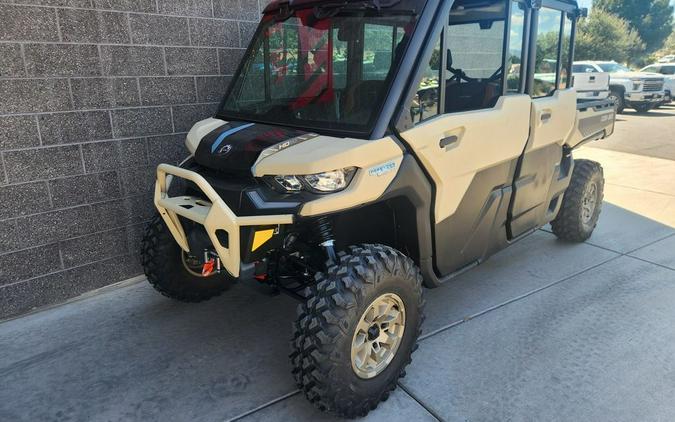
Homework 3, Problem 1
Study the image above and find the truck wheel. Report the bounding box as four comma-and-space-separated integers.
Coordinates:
551, 160, 604, 243
141, 214, 233, 302
290, 244, 424, 418
608, 90, 624, 114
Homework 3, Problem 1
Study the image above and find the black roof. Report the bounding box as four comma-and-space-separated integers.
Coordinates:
264, 0, 580, 14
264, 0, 430, 13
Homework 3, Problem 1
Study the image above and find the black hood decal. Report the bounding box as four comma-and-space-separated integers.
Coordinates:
194, 121, 308, 173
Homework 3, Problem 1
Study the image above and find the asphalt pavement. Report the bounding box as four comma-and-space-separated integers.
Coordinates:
589, 105, 675, 160
1, 107, 674, 422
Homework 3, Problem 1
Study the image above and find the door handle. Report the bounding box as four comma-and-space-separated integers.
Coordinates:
439, 135, 459, 149
540, 112, 552, 122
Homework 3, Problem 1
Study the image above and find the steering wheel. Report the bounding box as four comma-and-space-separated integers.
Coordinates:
486, 66, 504, 82
448, 65, 504, 83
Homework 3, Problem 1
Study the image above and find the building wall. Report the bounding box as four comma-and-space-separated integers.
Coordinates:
0, 0, 260, 318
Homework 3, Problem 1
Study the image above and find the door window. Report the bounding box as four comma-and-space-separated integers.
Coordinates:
445, 0, 508, 112
507, 1, 527, 93
560, 12, 573, 88
411, 35, 441, 123
533, 8, 563, 97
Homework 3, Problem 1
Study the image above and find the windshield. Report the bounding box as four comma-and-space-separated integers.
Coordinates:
598, 62, 631, 73
218, 8, 416, 134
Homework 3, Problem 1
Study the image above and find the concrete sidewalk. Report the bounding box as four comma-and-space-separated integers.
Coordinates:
576, 146, 675, 228
1, 199, 674, 422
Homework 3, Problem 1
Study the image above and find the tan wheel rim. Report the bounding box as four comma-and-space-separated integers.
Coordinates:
581, 181, 598, 226
351, 293, 406, 379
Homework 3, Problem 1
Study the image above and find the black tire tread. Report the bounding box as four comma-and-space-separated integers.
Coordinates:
141, 215, 230, 303
289, 244, 424, 418
551, 159, 604, 243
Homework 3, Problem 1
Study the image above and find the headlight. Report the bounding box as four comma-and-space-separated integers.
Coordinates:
303, 168, 356, 192
267, 167, 357, 193
273, 175, 303, 192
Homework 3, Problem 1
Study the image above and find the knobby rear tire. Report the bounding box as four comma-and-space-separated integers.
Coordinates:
551, 159, 604, 243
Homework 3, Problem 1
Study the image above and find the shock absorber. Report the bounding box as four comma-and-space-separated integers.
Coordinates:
314, 216, 337, 264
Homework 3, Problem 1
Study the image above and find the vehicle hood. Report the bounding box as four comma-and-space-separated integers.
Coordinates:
185, 117, 403, 179
192, 120, 314, 174
610, 71, 664, 80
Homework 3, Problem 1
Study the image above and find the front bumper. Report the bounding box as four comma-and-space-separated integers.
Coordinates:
154, 164, 293, 277
625, 91, 664, 103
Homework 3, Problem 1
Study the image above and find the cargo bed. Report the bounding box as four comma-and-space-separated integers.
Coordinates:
568, 98, 616, 149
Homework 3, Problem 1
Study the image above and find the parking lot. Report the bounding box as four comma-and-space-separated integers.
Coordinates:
591, 106, 675, 161
1, 106, 674, 422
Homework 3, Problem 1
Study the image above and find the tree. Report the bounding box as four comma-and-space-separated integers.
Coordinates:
594, 0, 674, 53
662, 30, 675, 54
575, 9, 645, 64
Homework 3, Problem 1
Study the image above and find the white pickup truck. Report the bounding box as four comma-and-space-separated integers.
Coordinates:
640, 63, 675, 106
573, 61, 666, 113
572, 70, 609, 100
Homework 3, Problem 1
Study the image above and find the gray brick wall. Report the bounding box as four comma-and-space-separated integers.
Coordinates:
0, 0, 260, 318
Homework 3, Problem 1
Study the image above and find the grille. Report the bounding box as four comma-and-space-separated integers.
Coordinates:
643, 80, 664, 92
177, 162, 259, 215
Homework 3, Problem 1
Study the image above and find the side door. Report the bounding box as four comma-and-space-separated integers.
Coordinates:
508, 4, 578, 238
660, 65, 675, 98
399, 0, 532, 277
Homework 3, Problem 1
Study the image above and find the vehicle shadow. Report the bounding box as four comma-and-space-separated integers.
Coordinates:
620, 110, 675, 117
0, 204, 673, 422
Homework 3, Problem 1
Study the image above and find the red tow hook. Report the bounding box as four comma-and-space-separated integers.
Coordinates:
202, 259, 215, 277
254, 273, 268, 282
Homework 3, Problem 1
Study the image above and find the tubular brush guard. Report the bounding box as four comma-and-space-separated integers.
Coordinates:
153, 163, 294, 277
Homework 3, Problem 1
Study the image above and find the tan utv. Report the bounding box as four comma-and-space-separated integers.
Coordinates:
141, 0, 615, 417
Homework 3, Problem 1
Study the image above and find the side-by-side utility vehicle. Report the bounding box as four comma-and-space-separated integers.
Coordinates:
141, 0, 615, 417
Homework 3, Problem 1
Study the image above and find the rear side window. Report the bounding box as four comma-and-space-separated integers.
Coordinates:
573, 64, 596, 73
533, 8, 563, 97
662, 66, 675, 75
